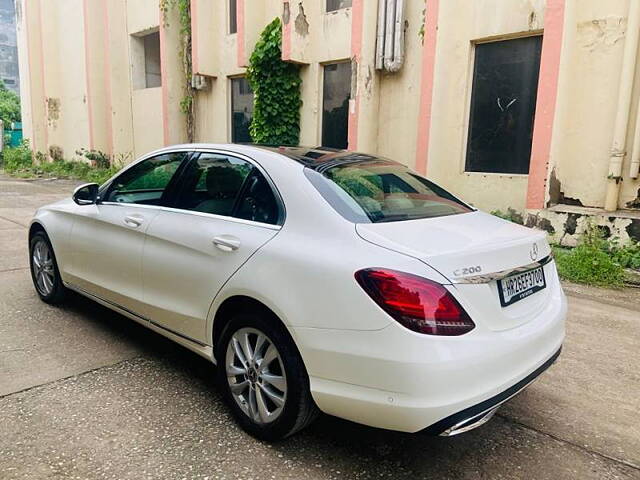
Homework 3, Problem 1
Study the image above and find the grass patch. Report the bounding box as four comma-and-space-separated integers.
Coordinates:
1, 142, 118, 185
551, 223, 640, 288
552, 244, 625, 288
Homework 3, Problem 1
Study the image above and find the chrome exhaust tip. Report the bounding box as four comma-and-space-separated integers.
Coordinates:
438, 406, 499, 437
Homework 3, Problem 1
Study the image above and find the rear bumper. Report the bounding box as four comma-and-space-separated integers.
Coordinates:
293, 286, 566, 433
423, 346, 562, 436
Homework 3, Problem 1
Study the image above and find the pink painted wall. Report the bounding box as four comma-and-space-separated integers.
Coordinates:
526, 0, 566, 209
414, 0, 439, 174
281, 0, 292, 61
347, 0, 363, 151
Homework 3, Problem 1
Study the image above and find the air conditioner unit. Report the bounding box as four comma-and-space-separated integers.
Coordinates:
191, 74, 209, 90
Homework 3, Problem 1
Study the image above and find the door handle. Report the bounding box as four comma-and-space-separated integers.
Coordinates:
212, 235, 241, 252
123, 215, 143, 228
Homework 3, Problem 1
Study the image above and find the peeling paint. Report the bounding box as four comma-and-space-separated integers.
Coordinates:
564, 213, 579, 235
627, 219, 640, 241
579, 16, 626, 52
626, 188, 640, 209
534, 208, 639, 246
294, 3, 309, 36
547, 168, 584, 207
282, 2, 290, 25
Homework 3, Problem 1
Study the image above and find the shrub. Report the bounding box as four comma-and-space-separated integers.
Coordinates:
1, 142, 118, 185
247, 18, 302, 145
553, 223, 626, 287
490, 208, 524, 225
2, 140, 33, 172
554, 244, 625, 287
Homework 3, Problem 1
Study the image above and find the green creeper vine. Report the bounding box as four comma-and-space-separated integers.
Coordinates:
160, 0, 195, 142
247, 18, 302, 145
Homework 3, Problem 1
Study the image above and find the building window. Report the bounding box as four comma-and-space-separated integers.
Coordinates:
322, 62, 351, 149
465, 36, 542, 174
229, 0, 237, 34
327, 0, 352, 12
131, 31, 162, 90
231, 77, 254, 143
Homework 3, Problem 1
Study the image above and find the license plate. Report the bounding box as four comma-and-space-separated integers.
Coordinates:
497, 266, 546, 307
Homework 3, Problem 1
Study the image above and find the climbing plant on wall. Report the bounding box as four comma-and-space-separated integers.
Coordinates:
159, 0, 195, 142
247, 18, 302, 145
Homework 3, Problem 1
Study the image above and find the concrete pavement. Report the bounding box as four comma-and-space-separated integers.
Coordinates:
1, 173, 639, 479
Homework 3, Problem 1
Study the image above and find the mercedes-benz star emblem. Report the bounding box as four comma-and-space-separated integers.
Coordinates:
530, 243, 539, 261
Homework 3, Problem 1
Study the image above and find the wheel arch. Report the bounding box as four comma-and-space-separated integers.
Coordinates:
28, 221, 47, 239
211, 295, 299, 361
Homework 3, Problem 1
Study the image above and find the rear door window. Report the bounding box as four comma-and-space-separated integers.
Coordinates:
173, 153, 283, 225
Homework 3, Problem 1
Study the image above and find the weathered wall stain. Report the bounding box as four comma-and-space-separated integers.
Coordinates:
295, 3, 309, 36
579, 16, 626, 52
282, 2, 290, 25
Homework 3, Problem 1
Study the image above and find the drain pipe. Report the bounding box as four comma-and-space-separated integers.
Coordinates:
604, 0, 640, 210
375, 0, 406, 73
629, 99, 640, 179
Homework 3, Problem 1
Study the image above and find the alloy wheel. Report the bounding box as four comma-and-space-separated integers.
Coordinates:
225, 327, 287, 425
32, 239, 55, 296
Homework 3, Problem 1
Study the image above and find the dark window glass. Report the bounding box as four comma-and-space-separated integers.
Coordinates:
144, 32, 161, 88
465, 36, 542, 174
322, 62, 351, 149
104, 153, 186, 205
305, 158, 472, 223
176, 153, 252, 217
235, 170, 281, 225
327, 0, 352, 12
231, 77, 254, 143
229, 0, 237, 34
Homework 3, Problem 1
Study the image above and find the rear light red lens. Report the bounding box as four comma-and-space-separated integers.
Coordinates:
355, 268, 475, 336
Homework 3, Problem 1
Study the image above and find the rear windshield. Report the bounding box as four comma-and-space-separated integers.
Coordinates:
305, 160, 473, 223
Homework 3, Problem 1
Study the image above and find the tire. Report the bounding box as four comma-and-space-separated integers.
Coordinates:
29, 231, 67, 305
216, 311, 319, 441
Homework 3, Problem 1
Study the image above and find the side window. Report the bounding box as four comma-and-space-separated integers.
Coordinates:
235, 170, 281, 225
104, 152, 186, 205
176, 153, 252, 217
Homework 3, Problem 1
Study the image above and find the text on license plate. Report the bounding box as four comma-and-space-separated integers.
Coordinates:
497, 266, 546, 307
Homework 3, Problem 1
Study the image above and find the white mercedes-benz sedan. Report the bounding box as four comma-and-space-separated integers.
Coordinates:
28, 144, 566, 440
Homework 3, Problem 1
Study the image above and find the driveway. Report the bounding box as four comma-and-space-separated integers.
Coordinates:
0, 174, 639, 479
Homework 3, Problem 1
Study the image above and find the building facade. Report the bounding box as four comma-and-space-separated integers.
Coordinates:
15, 0, 640, 243
0, 0, 19, 94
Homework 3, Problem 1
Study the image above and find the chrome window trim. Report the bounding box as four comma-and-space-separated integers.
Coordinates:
452, 254, 553, 284
98, 146, 286, 229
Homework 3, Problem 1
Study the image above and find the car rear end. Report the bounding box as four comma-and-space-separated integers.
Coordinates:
299, 153, 566, 434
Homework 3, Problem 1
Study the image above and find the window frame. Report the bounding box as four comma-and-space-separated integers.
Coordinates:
229, 0, 238, 34
100, 151, 192, 206
99, 148, 285, 228
325, 0, 353, 13
461, 34, 543, 177
321, 61, 352, 150
229, 76, 254, 143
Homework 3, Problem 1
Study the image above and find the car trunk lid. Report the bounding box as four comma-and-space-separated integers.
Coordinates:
356, 211, 556, 331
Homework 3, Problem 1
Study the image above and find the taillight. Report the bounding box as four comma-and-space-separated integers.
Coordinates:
355, 268, 475, 336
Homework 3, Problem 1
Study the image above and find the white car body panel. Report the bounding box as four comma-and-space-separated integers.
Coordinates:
29, 143, 566, 435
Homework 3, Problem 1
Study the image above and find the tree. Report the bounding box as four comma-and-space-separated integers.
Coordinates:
0, 79, 21, 128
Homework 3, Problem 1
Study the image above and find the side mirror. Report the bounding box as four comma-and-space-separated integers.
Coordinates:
72, 183, 99, 205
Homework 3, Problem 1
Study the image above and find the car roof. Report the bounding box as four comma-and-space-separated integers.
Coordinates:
150, 143, 396, 173
250, 145, 392, 172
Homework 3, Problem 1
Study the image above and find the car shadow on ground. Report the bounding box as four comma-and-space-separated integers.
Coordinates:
54, 292, 577, 478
